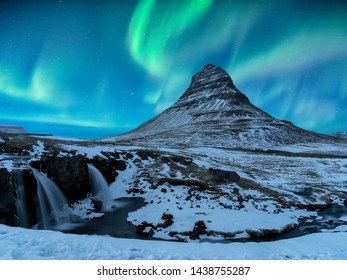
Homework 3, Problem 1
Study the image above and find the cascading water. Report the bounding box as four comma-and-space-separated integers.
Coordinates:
87, 163, 114, 210
32, 168, 69, 229
10, 171, 29, 228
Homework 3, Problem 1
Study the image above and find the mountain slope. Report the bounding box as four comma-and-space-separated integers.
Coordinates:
333, 132, 347, 139
107, 64, 336, 149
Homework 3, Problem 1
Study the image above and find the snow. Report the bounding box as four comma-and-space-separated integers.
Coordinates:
2, 130, 347, 260
280, 142, 347, 156
70, 198, 105, 220
0, 159, 14, 171
30, 140, 45, 156
59, 144, 116, 158
85, 144, 346, 242
0, 224, 347, 259
126, 181, 310, 241
110, 154, 139, 198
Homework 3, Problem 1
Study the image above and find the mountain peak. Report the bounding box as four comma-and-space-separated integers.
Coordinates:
190, 64, 235, 89
179, 64, 249, 103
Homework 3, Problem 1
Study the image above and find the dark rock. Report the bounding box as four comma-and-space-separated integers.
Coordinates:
127, 187, 141, 194
136, 222, 148, 233
294, 187, 313, 196
31, 155, 90, 202
0, 168, 16, 226
194, 220, 207, 233
164, 219, 174, 227
161, 213, 174, 220
155, 177, 209, 189
157, 212, 174, 228
232, 187, 240, 195
190, 220, 207, 239
20, 169, 39, 227
147, 228, 155, 237
136, 150, 160, 161
28, 151, 124, 205
89, 153, 125, 184
136, 221, 156, 237
301, 204, 331, 211
90, 198, 103, 211
208, 168, 240, 183
125, 153, 134, 159
101, 151, 120, 160
127, 187, 145, 195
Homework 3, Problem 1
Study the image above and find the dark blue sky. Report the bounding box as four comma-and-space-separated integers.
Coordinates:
0, 0, 346, 138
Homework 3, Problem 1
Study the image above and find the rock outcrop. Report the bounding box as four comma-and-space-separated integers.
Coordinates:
0, 168, 16, 225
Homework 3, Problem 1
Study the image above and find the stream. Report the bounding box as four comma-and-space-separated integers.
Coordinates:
60, 201, 347, 243
62, 197, 147, 240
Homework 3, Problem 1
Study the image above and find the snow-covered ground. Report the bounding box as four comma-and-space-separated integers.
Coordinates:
101, 145, 347, 241
0, 224, 347, 259
1, 137, 347, 259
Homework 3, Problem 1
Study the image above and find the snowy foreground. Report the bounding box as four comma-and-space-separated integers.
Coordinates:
1, 137, 347, 260
1, 224, 347, 260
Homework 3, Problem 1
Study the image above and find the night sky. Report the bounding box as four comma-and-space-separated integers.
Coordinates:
0, 0, 346, 139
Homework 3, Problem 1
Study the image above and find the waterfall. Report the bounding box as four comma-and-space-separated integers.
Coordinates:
10, 171, 29, 228
32, 168, 69, 229
87, 164, 113, 210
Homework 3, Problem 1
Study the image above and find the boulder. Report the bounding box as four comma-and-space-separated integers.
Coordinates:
190, 220, 207, 240
208, 167, 240, 183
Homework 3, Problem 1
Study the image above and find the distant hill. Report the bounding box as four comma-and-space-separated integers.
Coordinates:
0, 125, 26, 134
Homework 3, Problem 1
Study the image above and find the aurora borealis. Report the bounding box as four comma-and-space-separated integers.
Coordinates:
0, 0, 346, 138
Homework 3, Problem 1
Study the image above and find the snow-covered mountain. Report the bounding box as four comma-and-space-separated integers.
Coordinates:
333, 131, 347, 139
107, 64, 336, 149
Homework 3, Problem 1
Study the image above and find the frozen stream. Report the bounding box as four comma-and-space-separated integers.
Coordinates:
63, 197, 146, 239
61, 199, 347, 243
